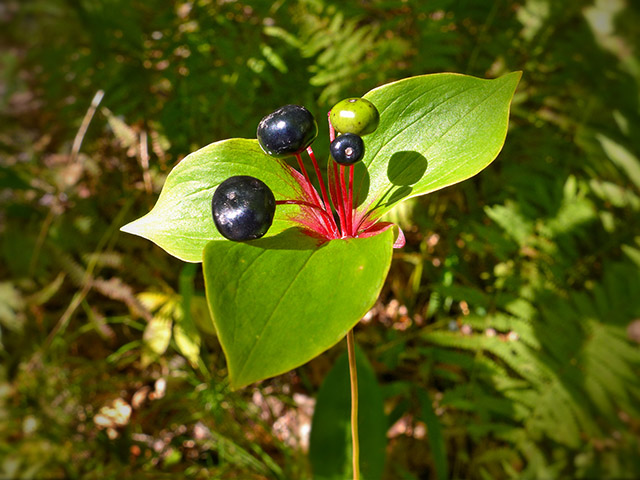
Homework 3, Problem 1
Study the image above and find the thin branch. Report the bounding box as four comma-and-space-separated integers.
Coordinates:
71, 90, 104, 163
139, 129, 152, 194
347, 329, 360, 480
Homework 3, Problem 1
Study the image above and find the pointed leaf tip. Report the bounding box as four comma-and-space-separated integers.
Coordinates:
357, 72, 521, 218
118, 138, 305, 262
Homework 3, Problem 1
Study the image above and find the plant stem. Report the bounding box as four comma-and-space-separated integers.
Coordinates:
306, 146, 339, 236
348, 165, 355, 236
328, 111, 336, 142
339, 164, 351, 235
295, 153, 321, 206
333, 161, 347, 236
347, 329, 360, 480
306, 147, 330, 212
275, 199, 336, 226
295, 152, 334, 234
327, 111, 350, 237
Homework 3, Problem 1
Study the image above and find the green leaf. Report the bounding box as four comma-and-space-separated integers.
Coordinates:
597, 133, 640, 190
121, 138, 305, 262
173, 320, 201, 368
355, 72, 521, 218
191, 295, 216, 336
203, 227, 394, 389
174, 264, 202, 367
141, 302, 174, 366
309, 346, 386, 480
0, 282, 25, 332
122, 73, 519, 261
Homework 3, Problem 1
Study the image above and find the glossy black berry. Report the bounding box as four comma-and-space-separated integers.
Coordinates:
211, 176, 276, 241
257, 104, 318, 158
329, 97, 380, 136
330, 133, 365, 165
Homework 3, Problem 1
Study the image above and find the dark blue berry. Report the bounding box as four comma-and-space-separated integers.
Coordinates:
257, 105, 318, 158
212, 176, 276, 241
330, 133, 365, 165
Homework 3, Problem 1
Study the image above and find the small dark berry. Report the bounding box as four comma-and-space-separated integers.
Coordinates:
257, 105, 318, 158
212, 176, 276, 241
330, 98, 380, 136
330, 133, 365, 165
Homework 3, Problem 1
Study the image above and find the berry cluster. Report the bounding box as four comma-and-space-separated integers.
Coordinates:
211, 98, 379, 242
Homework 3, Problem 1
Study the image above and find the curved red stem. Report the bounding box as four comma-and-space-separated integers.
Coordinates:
333, 161, 347, 236
339, 164, 351, 236
306, 146, 339, 236
295, 153, 320, 205
276, 199, 336, 226
295, 152, 335, 234
348, 165, 355, 236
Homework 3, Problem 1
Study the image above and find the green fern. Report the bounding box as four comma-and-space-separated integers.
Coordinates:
291, 3, 409, 105
422, 261, 640, 478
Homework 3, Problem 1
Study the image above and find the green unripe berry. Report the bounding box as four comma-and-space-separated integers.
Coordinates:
329, 97, 380, 136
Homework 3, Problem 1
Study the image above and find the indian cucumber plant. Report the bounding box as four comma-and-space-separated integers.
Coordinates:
121, 71, 521, 478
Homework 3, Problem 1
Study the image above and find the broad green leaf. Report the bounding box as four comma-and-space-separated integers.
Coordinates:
121, 138, 305, 262
354, 72, 521, 219
123, 73, 520, 261
309, 346, 386, 480
203, 227, 394, 389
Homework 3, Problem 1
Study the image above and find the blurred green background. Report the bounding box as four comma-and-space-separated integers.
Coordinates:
2, 0, 639, 478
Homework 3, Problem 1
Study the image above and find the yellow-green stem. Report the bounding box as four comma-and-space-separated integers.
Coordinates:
347, 329, 360, 480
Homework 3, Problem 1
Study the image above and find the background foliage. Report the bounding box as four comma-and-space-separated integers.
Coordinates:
1, 0, 639, 478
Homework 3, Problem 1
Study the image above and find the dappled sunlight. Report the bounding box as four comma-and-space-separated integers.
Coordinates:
2, 0, 639, 478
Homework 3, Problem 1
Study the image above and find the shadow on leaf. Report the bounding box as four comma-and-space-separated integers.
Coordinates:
353, 161, 371, 208
368, 151, 429, 214
387, 151, 428, 186
245, 227, 324, 251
